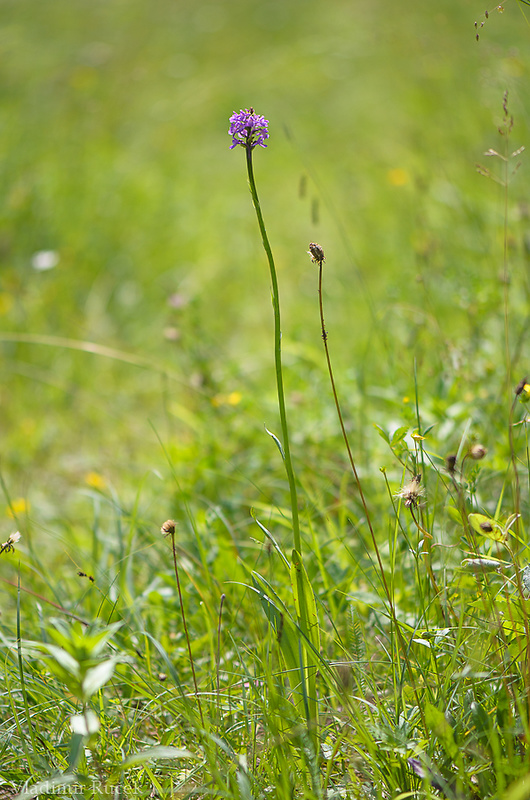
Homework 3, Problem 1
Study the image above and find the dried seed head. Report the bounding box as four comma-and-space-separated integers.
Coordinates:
0, 531, 21, 555
446, 454, 457, 474
161, 519, 176, 536
308, 242, 325, 264
469, 444, 487, 460
395, 474, 424, 509
515, 376, 527, 394
515, 377, 530, 403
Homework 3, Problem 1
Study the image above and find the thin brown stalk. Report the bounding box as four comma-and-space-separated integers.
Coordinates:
313, 247, 426, 727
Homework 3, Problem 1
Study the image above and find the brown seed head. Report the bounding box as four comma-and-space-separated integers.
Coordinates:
515, 376, 528, 396
446, 454, 457, 474
161, 519, 176, 536
308, 242, 325, 264
469, 444, 487, 460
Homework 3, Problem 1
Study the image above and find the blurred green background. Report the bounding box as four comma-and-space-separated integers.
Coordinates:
0, 0, 528, 536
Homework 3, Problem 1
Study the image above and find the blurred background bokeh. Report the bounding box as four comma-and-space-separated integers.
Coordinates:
0, 0, 528, 532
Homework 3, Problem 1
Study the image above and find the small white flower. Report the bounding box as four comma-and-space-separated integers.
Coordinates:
31, 250, 59, 271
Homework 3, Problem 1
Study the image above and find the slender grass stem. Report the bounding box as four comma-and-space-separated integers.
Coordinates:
16, 573, 39, 775
501, 91, 512, 393
509, 393, 522, 534
216, 593, 225, 726
164, 522, 204, 727
245, 146, 301, 554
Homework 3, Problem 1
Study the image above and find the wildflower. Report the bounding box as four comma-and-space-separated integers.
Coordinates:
161, 519, 176, 536
387, 168, 409, 187
228, 108, 269, 150
395, 474, 424, 509
469, 444, 487, 460
212, 391, 242, 407
408, 757, 450, 794
0, 531, 21, 555
7, 498, 29, 518
31, 250, 59, 271
85, 471, 106, 490
167, 292, 189, 309
307, 242, 325, 265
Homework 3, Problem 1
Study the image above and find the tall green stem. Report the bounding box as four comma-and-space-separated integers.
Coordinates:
245, 146, 301, 554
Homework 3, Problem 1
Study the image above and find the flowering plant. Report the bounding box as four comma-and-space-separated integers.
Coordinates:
228, 107, 300, 553
228, 108, 269, 150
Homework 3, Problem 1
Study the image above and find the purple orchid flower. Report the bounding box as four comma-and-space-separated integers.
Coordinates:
229, 108, 269, 150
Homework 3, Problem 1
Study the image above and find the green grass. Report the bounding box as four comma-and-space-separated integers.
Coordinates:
1, 0, 530, 797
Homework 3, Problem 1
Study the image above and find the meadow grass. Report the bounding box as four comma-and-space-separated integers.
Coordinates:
1, 0, 530, 797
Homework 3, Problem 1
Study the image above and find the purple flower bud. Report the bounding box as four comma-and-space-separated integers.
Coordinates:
229, 108, 269, 150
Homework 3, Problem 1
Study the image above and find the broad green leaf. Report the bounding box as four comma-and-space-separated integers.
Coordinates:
424, 702, 458, 760
373, 424, 390, 444
468, 699, 491, 746
82, 658, 119, 700
38, 644, 80, 678
236, 768, 253, 800
391, 425, 409, 446
446, 506, 463, 525
121, 746, 195, 767
67, 732, 85, 772
468, 513, 504, 541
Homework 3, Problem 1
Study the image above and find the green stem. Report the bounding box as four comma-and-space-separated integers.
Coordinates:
170, 531, 204, 727
245, 146, 301, 554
